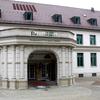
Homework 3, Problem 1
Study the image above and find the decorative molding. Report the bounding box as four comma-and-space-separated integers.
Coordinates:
15, 62, 20, 64
65, 62, 69, 63
7, 62, 12, 64
24, 62, 27, 64
2, 62, 4, 64
74, 46, 100, 52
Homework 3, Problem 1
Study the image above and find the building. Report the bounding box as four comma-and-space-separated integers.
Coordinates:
0, 0, 99, 89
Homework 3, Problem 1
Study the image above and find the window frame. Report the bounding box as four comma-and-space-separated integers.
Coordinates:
88, 18, 97, 26
90, 53, 97, 67
23, 12, 33, 20
77, 53, 84, 67
0, 9, 1, 18
78, 74, 84, 77
71, 16, 81, 24
77, 34, 83, 44
90, 35, 96, 45
52, 14, 62, 23
92, 73, 97, 77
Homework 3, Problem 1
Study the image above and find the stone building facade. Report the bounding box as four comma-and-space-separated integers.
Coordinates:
0, 27, 75, 89
0, 0, 100, 89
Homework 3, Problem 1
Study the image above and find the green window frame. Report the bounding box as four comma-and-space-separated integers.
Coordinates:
91, 53, 97, 66
71, 16, 81, 24
77, 53, 84, 67
90, 35, 96, 45
23, 12, 33, 20
88, 18, 97, 26
77, 34, 83, 44
75, 17, 80, 24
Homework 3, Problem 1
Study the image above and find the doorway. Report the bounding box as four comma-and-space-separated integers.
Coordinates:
28, 51, 57, 87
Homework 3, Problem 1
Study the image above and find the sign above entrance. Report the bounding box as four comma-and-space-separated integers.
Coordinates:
31, 31, 55, 37
31, 31, 73, 39
0, 29, 74, 40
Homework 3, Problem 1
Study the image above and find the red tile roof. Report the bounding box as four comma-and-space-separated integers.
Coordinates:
0, 0, 100, 30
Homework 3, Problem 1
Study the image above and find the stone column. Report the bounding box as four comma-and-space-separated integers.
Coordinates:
57, 61, 62, 84
59, 47, 68, 86
9, 46, 16, 89
18, 45, 27, 89
2, 46, 8, 89
59, 47, 74, 86
62, 47, 66, 77
20, 45, 24, 79
68, 48, 74, 85
68, 48, 72, 76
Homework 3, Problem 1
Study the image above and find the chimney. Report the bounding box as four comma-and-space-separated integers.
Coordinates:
91, 7, 95, 12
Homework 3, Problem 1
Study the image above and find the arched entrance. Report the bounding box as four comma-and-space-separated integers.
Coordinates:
28, 51, 57, 87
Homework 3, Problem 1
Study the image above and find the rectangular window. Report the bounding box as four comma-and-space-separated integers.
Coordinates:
92, 73, 97, 77
79, 74, 84, 77
77, 34, 83, 44
71, 16, 81, 24
88, 18, 97, 26
23, 12, 33, 20
91, 53, 97, 66
52, 14, 62, 23
77, 53, 84, 67
90, 35, 96, 45
0, 9, 1, 18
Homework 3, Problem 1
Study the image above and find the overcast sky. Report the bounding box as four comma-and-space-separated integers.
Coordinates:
15, 0, 100, 11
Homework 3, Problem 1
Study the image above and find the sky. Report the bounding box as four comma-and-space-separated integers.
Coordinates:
15, 0, 100, 11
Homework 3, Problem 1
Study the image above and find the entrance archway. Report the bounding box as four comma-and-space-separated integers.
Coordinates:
28, 51, 57, 87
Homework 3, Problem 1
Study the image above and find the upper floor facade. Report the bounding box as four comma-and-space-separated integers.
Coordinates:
0, 0, 100, 31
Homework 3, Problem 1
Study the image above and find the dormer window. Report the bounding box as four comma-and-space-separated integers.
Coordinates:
23, 12, 33, 20
87, 18, 97, 26
0, 9, 1, 18
52, 14, 62, 23
71, 16, 81, 24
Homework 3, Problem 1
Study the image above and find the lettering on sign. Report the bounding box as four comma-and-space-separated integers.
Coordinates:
45, 32, 54, 37
31, 31, 55, 37
31, 31, 37, 36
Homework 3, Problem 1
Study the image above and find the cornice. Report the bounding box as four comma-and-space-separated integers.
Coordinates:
74, 46, 100, 52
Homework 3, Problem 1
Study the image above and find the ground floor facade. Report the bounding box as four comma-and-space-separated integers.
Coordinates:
0, 45, 75, 89
0, 27, 87, 89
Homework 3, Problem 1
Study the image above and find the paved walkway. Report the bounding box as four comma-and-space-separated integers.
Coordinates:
0, 79, 100, 100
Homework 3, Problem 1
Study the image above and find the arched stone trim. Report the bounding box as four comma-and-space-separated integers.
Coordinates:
26, 47, 60, 64
26, 46, 61, 85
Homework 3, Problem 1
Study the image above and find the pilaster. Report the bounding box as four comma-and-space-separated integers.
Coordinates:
68, 48, 72, 76
62, 47, 66, 77
59, 47, 74, 86
16, 45, 27, 89
9, 46, 16, 89
20, 45, 24, 79
2, 46, 8, 89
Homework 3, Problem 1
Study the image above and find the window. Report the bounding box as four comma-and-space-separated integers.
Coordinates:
88, 18, 97, 26
23, 12, 33, 20
0, 9, 1, 18
77, 53, 84, 67
77, 34, 83, 44
52, 14, 62, 23
90, 35, 96, 45
79, 74, 84, 77
92, 73, 97, 77
71, 16, 81, 24
91, 53, 97, 66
